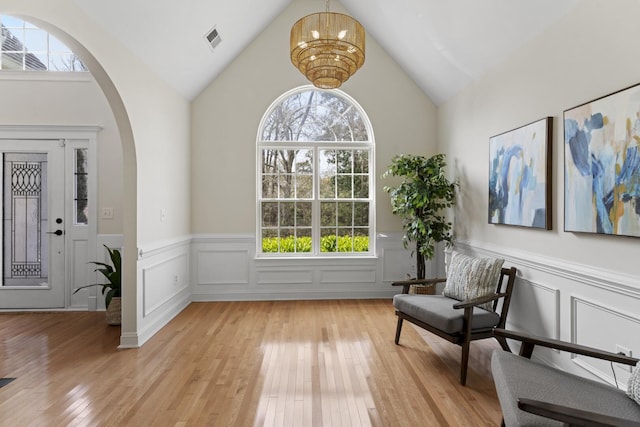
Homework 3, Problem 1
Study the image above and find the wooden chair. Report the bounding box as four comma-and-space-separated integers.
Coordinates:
392, 266, 517, 385
492, 328, 640, 426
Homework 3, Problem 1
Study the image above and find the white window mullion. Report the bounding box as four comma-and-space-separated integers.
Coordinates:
312, 146, 321, 255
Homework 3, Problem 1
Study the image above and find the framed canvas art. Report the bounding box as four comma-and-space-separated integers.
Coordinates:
564, 83, 640, 237
489, 117, 552, 229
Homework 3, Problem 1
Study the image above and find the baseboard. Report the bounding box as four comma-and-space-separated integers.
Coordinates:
192, 289, 396, 302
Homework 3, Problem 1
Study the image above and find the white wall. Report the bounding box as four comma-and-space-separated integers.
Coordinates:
0, 76, 123, 235
191, 0, 437, 235
439, 0, 640, 387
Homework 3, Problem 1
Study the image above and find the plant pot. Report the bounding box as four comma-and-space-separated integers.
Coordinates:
105, 297, 121, 326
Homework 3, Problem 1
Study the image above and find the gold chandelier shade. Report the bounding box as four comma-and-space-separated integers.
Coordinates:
290, 11, 365, 89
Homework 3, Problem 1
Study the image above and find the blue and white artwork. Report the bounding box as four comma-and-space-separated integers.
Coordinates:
564, 84, 640, 237
489, 117, 552, 229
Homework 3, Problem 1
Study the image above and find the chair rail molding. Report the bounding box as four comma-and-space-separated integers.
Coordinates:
454, 240, 640, 297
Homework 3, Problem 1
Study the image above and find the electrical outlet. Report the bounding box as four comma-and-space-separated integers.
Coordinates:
173, 274, 179, 285
615, 344, 633, 372
101, 207, 114, 219
160, 208, 167, 223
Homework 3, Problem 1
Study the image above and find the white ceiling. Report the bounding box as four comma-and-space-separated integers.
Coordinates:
72, 0, 578, 105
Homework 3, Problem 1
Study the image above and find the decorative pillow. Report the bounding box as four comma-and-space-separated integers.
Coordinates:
628, 364, 640, 405
442, 251, 505, 311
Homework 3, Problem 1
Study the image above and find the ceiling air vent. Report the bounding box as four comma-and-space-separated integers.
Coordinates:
205, 27, 222, 50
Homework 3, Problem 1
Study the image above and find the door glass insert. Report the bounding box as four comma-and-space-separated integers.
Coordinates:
2, 152, 48, 287
74, 148, 88, 225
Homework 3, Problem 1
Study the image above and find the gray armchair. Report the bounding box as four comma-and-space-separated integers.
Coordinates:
492, 328, 640, 426
392, 266, 517, 385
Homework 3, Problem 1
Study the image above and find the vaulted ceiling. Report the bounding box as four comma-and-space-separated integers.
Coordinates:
72, 0, 578, 105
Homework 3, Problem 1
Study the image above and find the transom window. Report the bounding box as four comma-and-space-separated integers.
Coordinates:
0, 15, 86, 71
257, 87, 375, 256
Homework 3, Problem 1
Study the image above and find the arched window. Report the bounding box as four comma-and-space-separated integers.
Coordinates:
0, 15, 86, 71
257, 86, 375, 256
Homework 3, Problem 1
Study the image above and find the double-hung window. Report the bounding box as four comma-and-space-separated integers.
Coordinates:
258, 87, 374, 256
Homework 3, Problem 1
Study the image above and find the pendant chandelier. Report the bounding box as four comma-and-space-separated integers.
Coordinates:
290, 0, 365, 89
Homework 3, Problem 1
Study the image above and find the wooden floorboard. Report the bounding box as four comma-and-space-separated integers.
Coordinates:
0, 300, 503, 426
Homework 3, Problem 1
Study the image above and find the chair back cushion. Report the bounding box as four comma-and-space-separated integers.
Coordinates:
628, 364, 640, 405
442, 251, 505, 311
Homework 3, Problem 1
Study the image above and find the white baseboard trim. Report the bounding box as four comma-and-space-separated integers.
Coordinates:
137, 293, 191, 347
192, 289, 396, 302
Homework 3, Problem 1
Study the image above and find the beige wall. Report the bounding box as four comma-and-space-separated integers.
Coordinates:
191, 0, 437, 234
0, 77, 123, 235
439, 0, 640, 276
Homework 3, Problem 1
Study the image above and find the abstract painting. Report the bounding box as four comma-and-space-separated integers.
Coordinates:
564, 83, 640, 237
489, 117, 552, 229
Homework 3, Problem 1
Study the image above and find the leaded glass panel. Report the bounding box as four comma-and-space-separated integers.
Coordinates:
2, 152, 48, 286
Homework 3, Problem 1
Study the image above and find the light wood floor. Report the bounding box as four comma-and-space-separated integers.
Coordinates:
0, 300, 503, 426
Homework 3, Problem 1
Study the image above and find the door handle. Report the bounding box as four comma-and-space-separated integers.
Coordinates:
47, 230, 64, 236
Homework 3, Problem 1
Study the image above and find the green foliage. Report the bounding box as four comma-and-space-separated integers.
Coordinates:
262, 236, 368, 253
73, 245, 122, 308
382, 153, 456, 278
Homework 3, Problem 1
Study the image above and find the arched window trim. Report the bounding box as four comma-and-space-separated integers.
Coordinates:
256, 85, 376, 258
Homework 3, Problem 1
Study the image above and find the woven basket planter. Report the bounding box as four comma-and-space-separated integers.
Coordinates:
105, 297, 121, 325
409, 284, 436, 295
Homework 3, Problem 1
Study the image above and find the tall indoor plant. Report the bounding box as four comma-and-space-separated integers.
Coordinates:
73, 245, 122, 325
383, 153, 456, 279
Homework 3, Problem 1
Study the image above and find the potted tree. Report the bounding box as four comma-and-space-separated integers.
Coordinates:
73, 245, 122, 325
383, 153, 456, 288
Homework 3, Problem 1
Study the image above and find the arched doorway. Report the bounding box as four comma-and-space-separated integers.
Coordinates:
0, 12, 138, 347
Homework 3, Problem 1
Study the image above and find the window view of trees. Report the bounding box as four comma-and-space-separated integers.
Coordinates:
259, 89, 373, 255
0, 15, 87, 72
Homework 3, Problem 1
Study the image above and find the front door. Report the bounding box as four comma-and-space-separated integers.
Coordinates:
0, 140, 65, 308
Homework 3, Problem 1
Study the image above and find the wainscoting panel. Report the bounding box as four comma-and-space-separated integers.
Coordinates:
571, 297, 640, 387
196, 249, 250, 285
456, 240, 640, 387
319, 268, 377, 284
142, 253, 189, 317
256, 269, 313, 285
136, 237, 191, 347
68, 239, 90, 309
191, 233, 413, 301
509, 278, 560, 339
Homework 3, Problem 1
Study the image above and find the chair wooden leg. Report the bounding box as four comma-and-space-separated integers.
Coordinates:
460, 339, 470, 385
395, 317, 404, 344
460, 306, 473, 385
